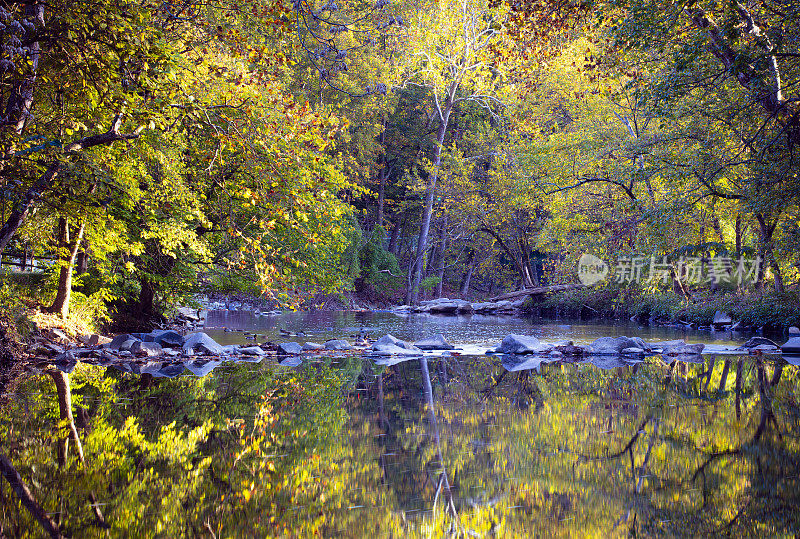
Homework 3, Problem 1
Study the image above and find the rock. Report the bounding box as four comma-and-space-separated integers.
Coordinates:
240, 346, 267, 356
302, 342, 325, 351
222, 345, 240, 354
47, 328, 69, 343
324, 339, 352, 351
502, 354, 546, 372
589, 336, 648, 355
621, 347, 645, 354
750, 344, 779, 353
145, 330, 183, 347
119, 338, 141, 352
89, 334, 112, 346
109, 334, 135, 350
781, 336, 800, 353
176, 307, 200, 321
44, 343, 65, 356
131, 341, 164, 357
493, 335, 551, 354
661, 341, 705, 355
277, 342, 303, 355
159, 363, 189, 378
182, 332, 224, 355
712, 311, 732, 326
371, 343, 423, 356
372, 334, 419, 351
790, 326, 800, 336
280, 357, 303, 367
738, 337, 779, 350
414, 334, 455, 350
184, 360, 222, 377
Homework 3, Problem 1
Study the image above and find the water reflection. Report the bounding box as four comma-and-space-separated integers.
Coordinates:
2, 353, 798, 536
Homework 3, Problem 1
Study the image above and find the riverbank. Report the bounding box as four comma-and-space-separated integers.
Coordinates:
529, 286, 800, 331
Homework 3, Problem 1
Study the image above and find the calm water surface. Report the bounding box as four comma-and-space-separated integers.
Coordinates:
2, 313, 798, 536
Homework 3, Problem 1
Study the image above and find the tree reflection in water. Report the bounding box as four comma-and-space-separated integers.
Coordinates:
1, 354, 798, 536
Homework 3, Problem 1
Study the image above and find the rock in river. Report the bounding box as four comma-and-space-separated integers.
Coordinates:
324, 339, 352, 351
493, 335, 551, 355
371, 334, 422, 356
589, 336, 648, 355
277, 342, 303, 355
414, 334, 455, 350
182, 332, 224, 355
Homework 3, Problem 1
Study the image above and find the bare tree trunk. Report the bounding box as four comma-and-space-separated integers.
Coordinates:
459, 249, 476, 298
388, 216, 402, 256
435, 214, 448, 298
408, 84, 456, 305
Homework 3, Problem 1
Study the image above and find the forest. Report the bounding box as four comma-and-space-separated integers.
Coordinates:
0, 0, 798, 329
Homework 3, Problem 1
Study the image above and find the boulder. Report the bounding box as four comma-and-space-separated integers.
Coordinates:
372, 334, 419, 351
589, 336, 648, 355
738, 337, 779, 350
750, 343, 779, 353
159, 363, 189, 378
789, 327, 800, 336
279, 357, 303, 367
502, 354, 546, 372
119, 338, 141, 352
184, 360, 222, 377
371, 343, 424, 356
89, 334, 112, 346
621, 347, 645, 355
781, 336, 800, 353
414, 334, 455, 350
182, 332, 224, 355
302, 342, 325, 351
661, 341, 705, 355
324, 339, 352, 351
240, 346, 267, 356
145, 330, 184, 347
222, 345, 240, 354
47, 328, 69, 343
109, 334, 135, 350
277, 341, 303, 355
493, 335, 551, 355
131, 341, 164, 357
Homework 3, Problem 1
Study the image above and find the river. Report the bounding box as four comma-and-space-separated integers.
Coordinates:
1, 313, 797, 536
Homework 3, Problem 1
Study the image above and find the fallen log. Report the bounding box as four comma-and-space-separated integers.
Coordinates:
488, 283, 584, 302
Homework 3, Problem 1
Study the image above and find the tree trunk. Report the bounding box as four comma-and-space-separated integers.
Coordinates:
756, 213, 784, 293
407, 84, 456, 305
47, 218, 85, 319
435, 214, 448, 298
459, 250, 476, 298
388, 216, 402, 256
0, 454, 63, 538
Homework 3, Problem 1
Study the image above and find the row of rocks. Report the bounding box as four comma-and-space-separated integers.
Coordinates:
392, 298, 526, 316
